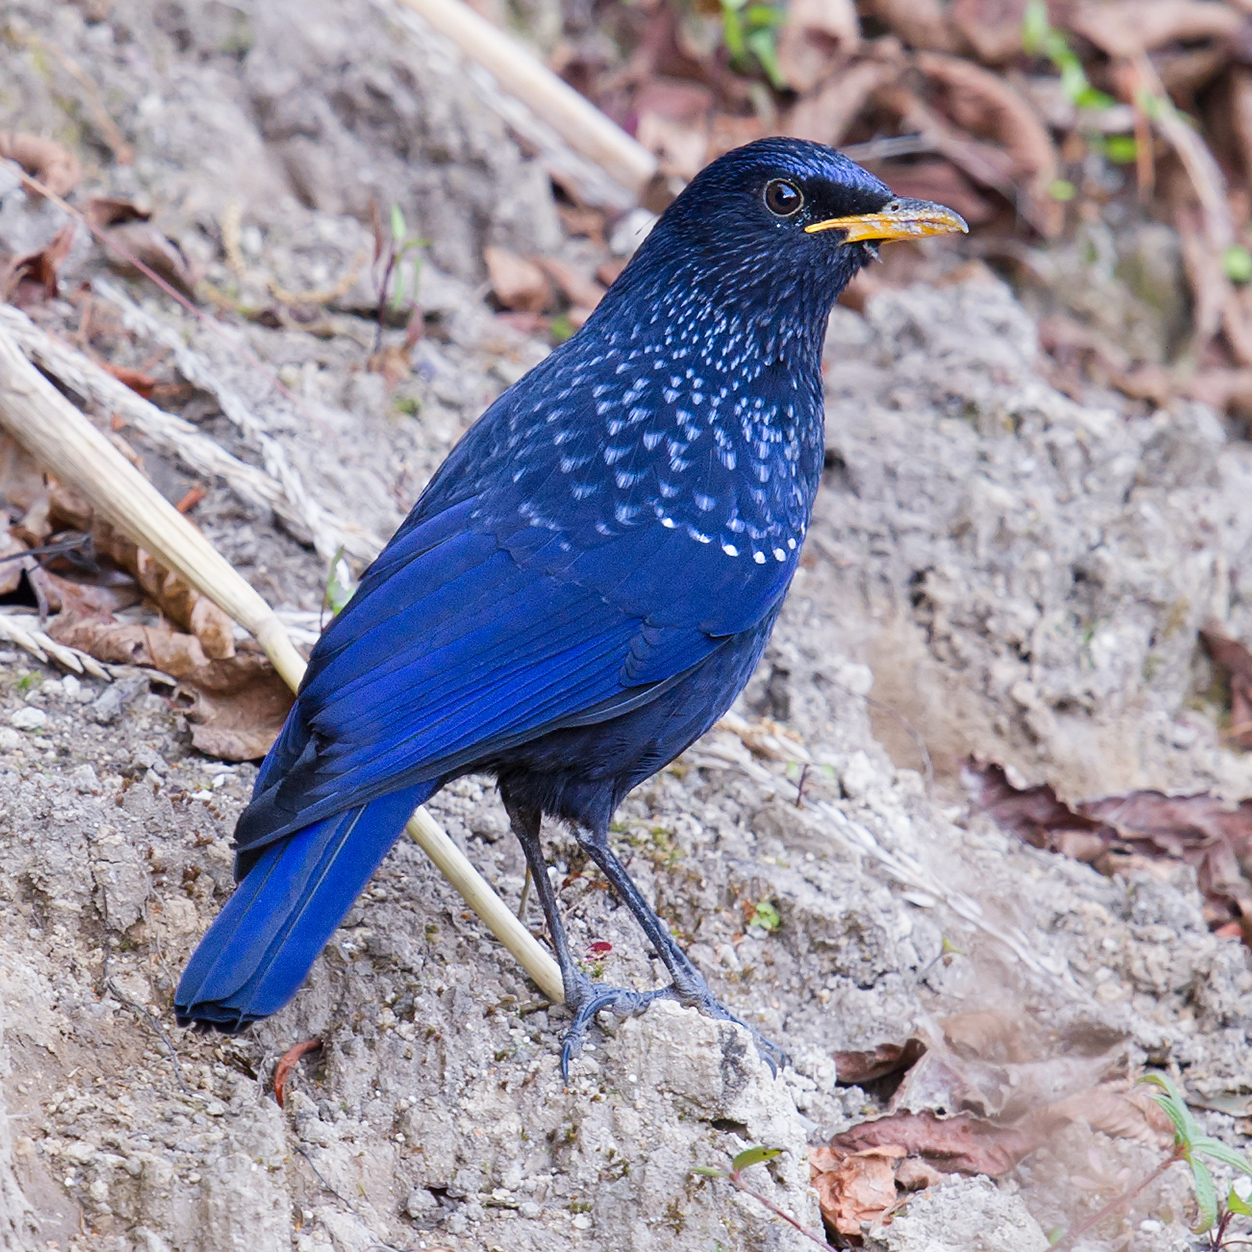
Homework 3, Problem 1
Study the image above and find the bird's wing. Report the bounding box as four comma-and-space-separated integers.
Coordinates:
235, 504, 731, 855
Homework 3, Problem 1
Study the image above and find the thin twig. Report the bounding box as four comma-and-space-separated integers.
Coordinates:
1050, 1148, 1184, 1252
725, 1166, 832, 1248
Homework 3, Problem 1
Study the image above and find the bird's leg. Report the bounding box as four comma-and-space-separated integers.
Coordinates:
503, 797, 676, 1078
575, 821, 786, 1075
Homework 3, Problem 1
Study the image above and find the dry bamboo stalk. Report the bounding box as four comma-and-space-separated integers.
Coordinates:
394, 0, 657, 200
0, 323, 564, 1004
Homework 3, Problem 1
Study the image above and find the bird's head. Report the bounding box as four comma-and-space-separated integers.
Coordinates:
602, 137, 967, 331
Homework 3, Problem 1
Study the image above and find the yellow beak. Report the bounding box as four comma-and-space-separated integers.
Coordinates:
804, 197, 969, 243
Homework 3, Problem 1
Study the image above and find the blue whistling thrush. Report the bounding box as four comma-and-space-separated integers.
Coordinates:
175, 137, 966, 1073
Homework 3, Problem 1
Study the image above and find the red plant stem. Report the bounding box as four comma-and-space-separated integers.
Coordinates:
729, 1169, 832, 1248
1051, 1148, 1185, 1252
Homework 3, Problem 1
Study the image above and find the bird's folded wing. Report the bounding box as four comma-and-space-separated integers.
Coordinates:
236, 508, 729, 854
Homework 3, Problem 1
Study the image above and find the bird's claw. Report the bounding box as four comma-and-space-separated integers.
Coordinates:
560, 980, 675, 1080
558, 976, 787, 1080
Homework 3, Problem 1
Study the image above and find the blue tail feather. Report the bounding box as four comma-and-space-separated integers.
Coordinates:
175, 783, 432, 1030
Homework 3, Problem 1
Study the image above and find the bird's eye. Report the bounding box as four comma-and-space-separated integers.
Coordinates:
763, 179, 804, 218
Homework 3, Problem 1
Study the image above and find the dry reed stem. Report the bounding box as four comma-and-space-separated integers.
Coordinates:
0, 322, 565, 1004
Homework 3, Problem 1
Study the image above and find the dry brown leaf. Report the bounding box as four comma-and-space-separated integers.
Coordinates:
787, 57, 899, 147
103, 221, 198, 298
535, 257, 606, 311
1070, 0, 1244, 59
865, 0, 958, 52
84, 194, 151, 229
810, 1146, 903, 1235
48, 616, 291, 761
915, 53, 1061, 235
367, 345, 412, 389
636, 111, 709, 181
98, 362, 157, 400
834, 1038, 927, 1085
484, 246, 553, 314
776, 0, 860, 94
965, 758, 1252, 929
949, 0, 1031, 65
0, 132, 82, 197
829, 1109, 1038, 1177
48, 490, 235, 660
2, 223, 76, 306
1202, 626, 1252, 748
893, 1157, 946, 1191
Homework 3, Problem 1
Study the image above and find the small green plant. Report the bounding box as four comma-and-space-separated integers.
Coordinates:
322, 547, 355, 618
719, 0, 786, 89
371, 201, 427, 350
1224, 245, 1252, 285
1051, 1073, 1252, 1251
1022, 0, 1112, 110
694, 1146, 829, 1246
1143, 1072, 1252, 1246
751, 898, 782, 932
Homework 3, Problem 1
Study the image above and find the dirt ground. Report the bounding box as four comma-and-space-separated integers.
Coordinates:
2, 2, 1252, 1250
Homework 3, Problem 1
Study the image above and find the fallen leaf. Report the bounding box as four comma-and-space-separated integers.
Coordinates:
84, 194, 151, 229
834, 1038, 927, 1085
865, 0, 959, 52
787, 57, 899, 147
1201, 626, 1252, 749
916, 52, 1061, 235
776, 0, 860, 94
367, 344, 412, 388
48, 490, 236, 660
810, 1145, 904, 1234
0, 132, 82, 197
483, 246, 553, 314
965, 758, 1252, 930
536, 257, 606, 311
98, 362, 157, 400
949, 0, 1031, 65
827, 1109, 1040, 1177
273, 1038, 322, 1108
1070, 0, 1243, 60
636, 111, 709, 181
3, 223, 76, 306
48, 616, 291, 760
103, 221, 198, 297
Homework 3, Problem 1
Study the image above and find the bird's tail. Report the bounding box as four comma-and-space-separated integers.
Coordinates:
175, 784, 432, 1030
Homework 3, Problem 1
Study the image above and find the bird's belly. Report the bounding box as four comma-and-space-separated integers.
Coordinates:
483, 611, 779, 829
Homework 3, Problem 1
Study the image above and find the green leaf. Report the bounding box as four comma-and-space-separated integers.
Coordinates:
1225, 245, 1252, 284
324, 549, 355, 615
1103, 135, 1138, 164
1021, 0, 1049, 55
1193, 1137, 1252, 1174
744, 26, 785, 89
1073, 86, 1116, 111
732, 1146, 783, 1172
1048, 179, 1076, 202
1140, 1073, 1200, 1143
1229, 1184, 1252, 1218
550, 313, 576, 345
692, 1165, 729, 1178
390, 203, 407, 244
1190, 1155, 1218, 1233
751, 899, 782, 932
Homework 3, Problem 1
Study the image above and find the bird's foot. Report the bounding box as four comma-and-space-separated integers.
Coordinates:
560, 977, 675, 1080
675, 983, 788, 1077
558, 974, 786, 1080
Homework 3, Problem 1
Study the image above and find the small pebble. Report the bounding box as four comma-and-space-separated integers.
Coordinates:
10, 707, 47, 731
